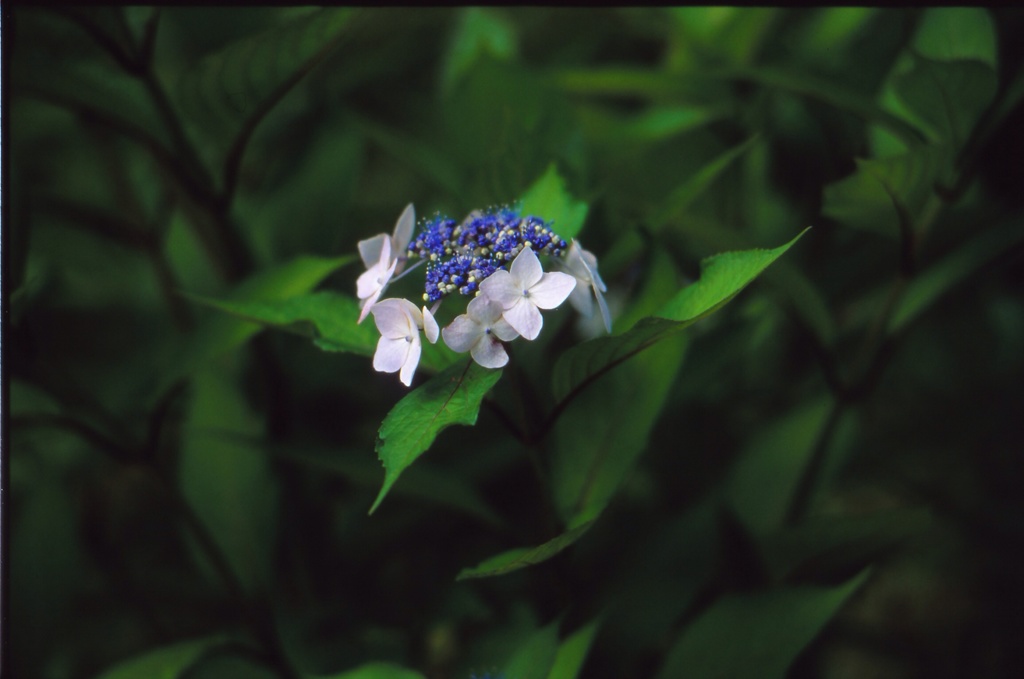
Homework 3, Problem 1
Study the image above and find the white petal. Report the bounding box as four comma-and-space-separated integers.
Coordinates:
595, 283, 612, 333
490, 317, 520, 342
479, 270, 522, 308
466, 295, 505, 324
371, 299, 413, 338
358, 234, 387, 269
392, 203, 415, 254
502, 299, 543, 340
509, 246, 543, 288
421, 306, 439, 344
568, 282, 595, 317
529, 271, 576, 309
442, 315, 483, 353
471, 335, 509, 368
399, 337, 422, 386
357, 287, 383, 324
582, 248, 607, 293
373, 336, 409, 373
356, 262, 384, 300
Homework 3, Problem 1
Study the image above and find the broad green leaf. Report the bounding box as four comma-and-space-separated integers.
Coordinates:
760, 508, 932, 583
456, 521, 593, 580
442, 7, 517, 94
186, 291, 455, 373
659, 229, 809, 321
314, 663, 426, 679
651, 136, 759, 230
893, 56, 997, 152
94, 637, 224, 679
800, 9, 878, 59
726, 399, 834, 533
552, 334, 687, 525
889, 220, 1024, 334
370, 360, 502, 514
553, 231, 806, 402
519, 163, 589, 241
175, 8, 354, 161
503, 621, 560, 679
710, 65, 926, 148
655, 571, 869, 679
912, 8, 996, 67
547, 619, 601, 679
179, 369, 277, 596
608, 247, 679, 335
821, 147, 944, 237
276, 446, 500, 525
176, 255, 352, 379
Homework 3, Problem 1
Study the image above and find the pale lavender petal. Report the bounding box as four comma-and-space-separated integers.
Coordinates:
528, 271, 576, 309
357, 287, 383, 324
503, 299, 543, 340
371, 299, 413, 338
466, 295, 505, 324
479, 270, 522, 308
441, 315, 483, 353
373, 336, 409, 373
358, 234, 387, 269
398, 337, 422, 386
509, 246, 543, 288
421, 306, 439, 344
356, 263, 383, 300
595, 283, 612, 333
392, 204, 415, 254
567, 282, 594, 317
581, 248, 607, 293
471, 335, 509, 368
491, 317, 520, 342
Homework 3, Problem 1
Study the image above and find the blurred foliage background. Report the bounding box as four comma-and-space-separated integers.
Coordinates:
8, 7, 1024, 679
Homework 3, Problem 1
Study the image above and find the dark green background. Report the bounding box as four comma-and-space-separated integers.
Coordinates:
8, 8, 1024, 679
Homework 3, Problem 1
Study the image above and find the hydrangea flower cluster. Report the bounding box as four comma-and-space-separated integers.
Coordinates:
356, 204, 610, 386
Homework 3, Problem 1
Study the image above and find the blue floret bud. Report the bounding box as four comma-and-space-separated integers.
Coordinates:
407, 206, 569, 303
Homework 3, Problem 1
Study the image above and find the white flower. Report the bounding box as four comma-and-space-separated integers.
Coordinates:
559, 239, 611, 333
441, 295, 520, 369
358, 203, 415, 272
356, 236, 397, 323
370, 298, 439, 386
479, 246, 576, 340
355, 204, 416, 323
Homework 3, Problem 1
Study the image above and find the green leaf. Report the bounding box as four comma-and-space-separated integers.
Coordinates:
442, 7, 517, 94
651, 136, 759, 231
456, 521, 594, 580
889, 220, 1024, 334
821, 147, 944, 237
176, 255, 352, 380
760, 508, 932, 583
912, 8, 996, 67
547, 619, 601, 679
726, 399, 834, 533
519, 163, 589, 241
313, 663, 426, 679
179, 369, 277, 596
892, 56, 997, 151
552, 334, 687, 526
503, 621, 561, 679
655, 571, 869, 679
370, 360, 503, 514
175, 8, 355, 161
276, 446, 500, 525
658, 229, 809, 321
94, 638, 224, 679
711, 65, 926, 148
552, 231, 806, 403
